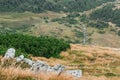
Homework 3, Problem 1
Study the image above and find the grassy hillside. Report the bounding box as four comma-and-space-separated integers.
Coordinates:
1, 11, 120, 47
0, 0, 115, 12
0, 0, 120, 48
0, 44, 120, 80
0, 0, 120, 80
32, 44, 120, 78
35, 44, 120, 76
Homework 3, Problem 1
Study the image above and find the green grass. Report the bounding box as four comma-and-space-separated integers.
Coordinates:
0, 10, 120, 47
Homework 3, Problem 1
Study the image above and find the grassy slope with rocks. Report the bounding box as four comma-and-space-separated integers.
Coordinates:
0, 0, 120, 80
0, 44, 120, 80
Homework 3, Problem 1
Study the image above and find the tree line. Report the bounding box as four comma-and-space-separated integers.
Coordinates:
0, 0, 115, 13
90, 4, 120, 27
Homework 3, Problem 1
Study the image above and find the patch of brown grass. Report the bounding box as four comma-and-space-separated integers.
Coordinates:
0, 66, 120, 80
0, 66, 75, 80
0, 44, 120, 80
32, 44, 120, 77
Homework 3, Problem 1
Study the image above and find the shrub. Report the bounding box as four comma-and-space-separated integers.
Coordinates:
105, 73, 117, 77
118, 30, 120, 36
80, 14, 89, 23
88, 21, 109, 29
51, 18, 61, 22
98, 30, 106, 34
0, 33, 70, 58
67, 13, 80, 18
74, 29, 84, 38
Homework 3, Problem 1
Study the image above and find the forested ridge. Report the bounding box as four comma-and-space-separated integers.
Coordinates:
0, 0, 115, 13
90, 4, 120, 27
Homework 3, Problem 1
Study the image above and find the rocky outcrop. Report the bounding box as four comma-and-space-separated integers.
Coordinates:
3, 48, 82, 78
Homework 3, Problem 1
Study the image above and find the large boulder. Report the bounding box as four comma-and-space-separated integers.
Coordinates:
4, 48, 15, 59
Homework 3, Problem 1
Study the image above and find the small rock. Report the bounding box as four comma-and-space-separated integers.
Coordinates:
53, 64, 65, 75
47, 66, 54, 73
31, 60, 49, 73
16, 55, 24, 62
66, 70, 82, 78
23, 58, 34, 66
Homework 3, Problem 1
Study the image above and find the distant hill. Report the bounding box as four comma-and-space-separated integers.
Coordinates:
0, 0, 120, 48
0, 0, 115, 12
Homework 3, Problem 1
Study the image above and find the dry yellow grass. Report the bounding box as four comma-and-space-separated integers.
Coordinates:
32, 44, 120, 77
0, 66, 74, 80
0, 66, 119, 80
91, 32, 120, 48
0, 44, 120, 80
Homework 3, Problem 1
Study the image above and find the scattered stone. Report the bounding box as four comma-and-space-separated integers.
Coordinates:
31, 60, 49, 73
23, 58, 34, 66
47, 66, 54, 73
16, 55, 24, 62
4, 48, 15, 59
66, 70, 82, 78
3, 48, 82, 78
53, 64, 65, 75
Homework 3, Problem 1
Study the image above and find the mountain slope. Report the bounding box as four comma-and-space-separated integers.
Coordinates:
0, 0, 115, 12
1, 44, 120, 80
0, 0, 120, 47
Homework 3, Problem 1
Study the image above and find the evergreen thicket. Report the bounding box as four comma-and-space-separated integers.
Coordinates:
0, 33, 70, 58
0, 0, 115, 13
90, 4, 120, 27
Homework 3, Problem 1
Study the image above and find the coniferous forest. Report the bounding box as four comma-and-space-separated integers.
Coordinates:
0, 0, 115, 13
90, 4, 120, 27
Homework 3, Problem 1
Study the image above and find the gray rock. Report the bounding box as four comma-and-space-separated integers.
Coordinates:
23, 58, 34, 66
16, 55, 24, 62
47, 66, 54, 73
4, 48, 15, 59
53, 64, 65, 75
66, 70, 82, 78
31, 60, 49, 73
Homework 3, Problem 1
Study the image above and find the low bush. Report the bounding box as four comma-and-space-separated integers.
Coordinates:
0, 33, 70, 58
88, 21, 109, 29
118, 30, 120, 36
